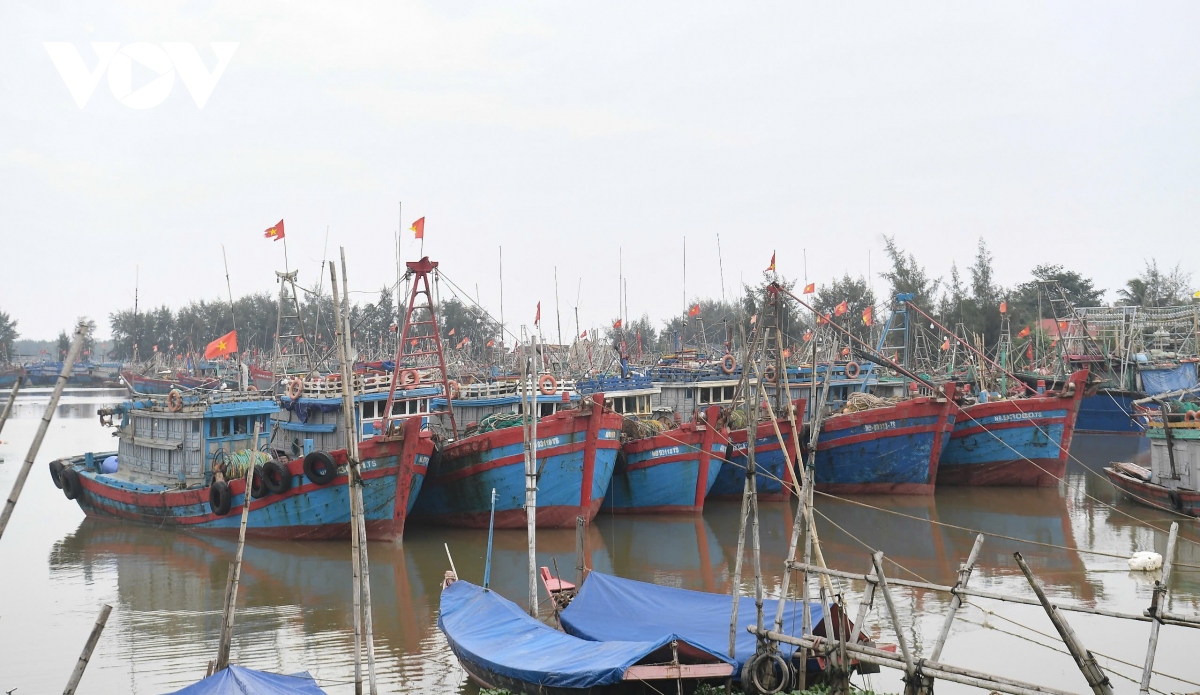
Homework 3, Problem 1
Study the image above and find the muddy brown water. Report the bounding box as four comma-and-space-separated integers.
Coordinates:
1, 389, 1197, 693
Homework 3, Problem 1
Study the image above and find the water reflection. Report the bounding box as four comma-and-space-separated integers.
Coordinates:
6, 387, 125, 420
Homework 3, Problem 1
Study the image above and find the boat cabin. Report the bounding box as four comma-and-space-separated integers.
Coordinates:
96, 392, 279, 487
1147, 421, 1200, 491
430, 376, 580, 434
272, 372, 436, 457
575, 374, 661, 417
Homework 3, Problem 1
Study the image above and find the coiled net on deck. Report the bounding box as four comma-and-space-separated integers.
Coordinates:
223, 450, 272, 479
475, 412, 526, 434
840, 391, 899, 414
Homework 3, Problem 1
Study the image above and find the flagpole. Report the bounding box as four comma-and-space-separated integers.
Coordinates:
221, 245, 243, 389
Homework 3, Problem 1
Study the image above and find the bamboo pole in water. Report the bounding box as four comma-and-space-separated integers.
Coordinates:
341, 249, 378, 695
574, 515, 585, 588
0, 368, 25, 437
1014, 552, 1114, 695
918, 534, 985, 695
0, 321, 87, 540
62, 603, 113, 695
331, 260, 368, 695
1138, 522, 1179, 694
215, 421, 260, 671
523, 336, 539, 617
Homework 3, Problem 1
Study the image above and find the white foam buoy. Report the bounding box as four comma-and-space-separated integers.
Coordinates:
1128, 551, 1163, 571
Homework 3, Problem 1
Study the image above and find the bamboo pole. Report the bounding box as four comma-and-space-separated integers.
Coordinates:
751, 626, 1081, 695
342, 249, 378, 695
215, 420, 260, 671
1138, 522, 1179, 694
871, 552, 918, 694
786, 561, 1200, 628
0, 368, 24, 437
62, 604, 113, 695
330, 261, 366, 695
523, 337, 539, 617
575, 515, 585, 588
1014, 552, 1114, 695
919, 534, 985, 695
0, 321, 87, 540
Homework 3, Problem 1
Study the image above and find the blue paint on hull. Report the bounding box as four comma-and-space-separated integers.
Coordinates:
604, 441, 725, 512
815, 413, 952, 494
1077, 392, 1145, 435
413, 428, 620, 528
939, 409, 1066, 486
709, 436, 792, 499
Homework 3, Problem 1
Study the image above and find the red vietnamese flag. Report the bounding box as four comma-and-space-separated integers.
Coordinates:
688, 304, 701, 317
535, 302, 541, 328
803, 283, 815, 294
941, 337, 951, 351
834, 300, 849, 316
802, 330, 813, 342
486, 339, 495, 347
263, 219, 284, 241
999, 301, 1008, 314
204, 330, 238, 359
1017, 326, 1031, 338
612, 318, 622, 329
581, 330, 588, 339
448, 328, 456, 336
862, 306, 873, 326
410, 217, 425, 239
766, 252, 776, 272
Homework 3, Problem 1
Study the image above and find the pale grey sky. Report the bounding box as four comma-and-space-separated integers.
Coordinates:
3, 2, 1199, 340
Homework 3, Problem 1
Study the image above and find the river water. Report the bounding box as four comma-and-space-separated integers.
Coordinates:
1, 389, 1197, 693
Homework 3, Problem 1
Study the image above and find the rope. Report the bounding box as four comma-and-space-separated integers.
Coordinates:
840, 391, 898, 413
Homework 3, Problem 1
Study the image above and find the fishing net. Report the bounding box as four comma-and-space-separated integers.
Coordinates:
841, 391, 899, 414
223, 449, 272, 479
622, 417, 669, 440
475, 412, 526, 434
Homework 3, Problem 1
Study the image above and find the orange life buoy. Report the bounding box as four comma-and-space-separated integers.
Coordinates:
1187, 410, 1197, 422
247, 384, 259, 393
538, 374, 558, 396
721, 354, 736, 374
845, 361, 861, 379
400, 369, 419, 388
762, 364, 777, 383
287, 377, 304, 399
167, 389, 183, 412
447, 380, 461, 400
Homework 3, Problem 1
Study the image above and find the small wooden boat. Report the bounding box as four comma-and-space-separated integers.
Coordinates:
439, 576, 734, 695
1105, 416, 1200, 516
412, 394, 623, 528
814, 395, 956, 495
603, 406, 726, 514
49, 393, 433, 540
709, 399, 808, 501
939, 369, 1088, 487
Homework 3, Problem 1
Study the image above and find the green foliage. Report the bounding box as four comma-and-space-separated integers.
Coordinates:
880, 235, 939, 309
1117, 260, 1193, 307
813, 273, 875, 343
0, 310, 17, 364
1006, 264, 1104, 328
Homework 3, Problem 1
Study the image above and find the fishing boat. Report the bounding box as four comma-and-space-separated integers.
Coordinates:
814, 392, 956, 495
710, 399, 807, 501
48, 391, 434, 540
166, 665, 329, 694
603, 405, 727, 514
439, 576, 735, 694
939, 369, 1088, 486
1106, 415, 1200, 516
413, 393, 622, 528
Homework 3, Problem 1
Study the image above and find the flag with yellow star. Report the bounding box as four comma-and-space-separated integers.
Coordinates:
204, 330, 238, 359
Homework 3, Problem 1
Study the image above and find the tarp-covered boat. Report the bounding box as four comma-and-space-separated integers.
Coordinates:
560, 572, 824, 675
439, 578, 734, 694
164, 665, 328, 695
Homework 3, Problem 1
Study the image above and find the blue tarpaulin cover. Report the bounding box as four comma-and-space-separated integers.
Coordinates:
163, 665, 328, 695
438, 579, 731, 689
560, 572, 824, 673
1141, 362, 1197, 395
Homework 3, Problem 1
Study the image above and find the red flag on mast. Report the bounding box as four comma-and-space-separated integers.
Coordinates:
410, 217, 425, 239
535, 302, 541, 328
204, 330, 238, 359
263, 219, 284, 241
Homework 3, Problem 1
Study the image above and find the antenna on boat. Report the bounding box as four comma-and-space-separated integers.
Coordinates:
132, 265, 140, 365
499, 246, 505, 352
717, 233, 726, 305
221, 245, 244, 389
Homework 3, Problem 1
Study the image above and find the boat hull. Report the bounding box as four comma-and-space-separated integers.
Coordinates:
1104, 466, 1200, 517
1077, 390, 1145, 435
814, 397, 955, 495
604, 413, 726, 514
63, 419, 432, 541
709, 418, 804, 501
413, 395, 622, 529
939, 370, 1087, 487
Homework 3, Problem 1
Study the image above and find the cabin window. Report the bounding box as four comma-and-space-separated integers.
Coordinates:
235, 417, 247, 434
392, 400, 404, 415
540, 403, 554, 417
362, 401, 375, 419
192, 421, 200, 433
724, 386, 734, 401
699, 388, 711, 404
623, 397, 635, 413
209, 419, 218, 438
685, 389, 693, 400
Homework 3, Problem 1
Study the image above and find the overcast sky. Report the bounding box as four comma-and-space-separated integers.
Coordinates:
3, 2, 1199, 341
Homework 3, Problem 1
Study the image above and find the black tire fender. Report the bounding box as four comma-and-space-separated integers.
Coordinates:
263, 459, 292, 495
49, 460, 65, 489
209, 481, 232, 516
250, 465, 270, 499
60, 467, 83, 501
303, 451, 338, 486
